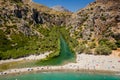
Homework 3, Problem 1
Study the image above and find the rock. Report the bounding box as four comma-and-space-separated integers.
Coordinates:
51, 5, 70, 12
32, 8, 43, 24
115, 15, 120, 22
18, 24, 32, 36
14, 9, 22, 18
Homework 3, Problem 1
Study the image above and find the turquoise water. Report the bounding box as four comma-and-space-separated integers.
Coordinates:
0, 72, 120, 80
37, 36, 75, 65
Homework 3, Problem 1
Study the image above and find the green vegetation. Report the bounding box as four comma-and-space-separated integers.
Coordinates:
76, 43, 92, 54
0, 30, 12, 52
89, 42, 96, 49
99, 39, 117, 50
36, 36, 75, 66
0, 26, 78, 60
76, 43, 86, 54
116, 40, 120, 48
95, 45, 112, 55
0, 35, 75, 71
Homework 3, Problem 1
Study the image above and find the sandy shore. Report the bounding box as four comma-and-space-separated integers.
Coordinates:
0, 51, 52, 64
0, 54, 120, 75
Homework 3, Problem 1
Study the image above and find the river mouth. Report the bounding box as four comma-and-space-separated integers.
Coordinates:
36, 36, 76, 66
0, 72, 120, 80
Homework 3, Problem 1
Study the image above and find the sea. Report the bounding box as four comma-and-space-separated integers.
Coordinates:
0, 72, 120, 80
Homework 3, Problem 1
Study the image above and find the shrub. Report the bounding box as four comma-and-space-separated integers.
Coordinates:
89, 42, 96, 49
76, 44, 86, 54
99, 39, 109, 45
105, 42, 117, 50
84, 48, 92, 54
116, 40, 120, 48
95, 45, 112, 55
99, 39, 117, 50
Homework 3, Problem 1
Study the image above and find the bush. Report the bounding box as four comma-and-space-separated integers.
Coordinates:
116, 40, 120, 48
106, 42, 117, 50
95, 45, 112, 55
76, 44, 86, 54
89, 42, 96, 49
84, 48, 92, 54
99, 39, 117, 50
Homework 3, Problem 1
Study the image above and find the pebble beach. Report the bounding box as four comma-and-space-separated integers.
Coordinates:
0, 53, 120, 75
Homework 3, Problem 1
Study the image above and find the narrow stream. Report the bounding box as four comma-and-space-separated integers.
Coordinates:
36, 36, 75, 65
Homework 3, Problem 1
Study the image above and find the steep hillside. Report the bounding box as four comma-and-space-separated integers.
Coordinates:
67, 0, 120, 51
0, 0, 76, 60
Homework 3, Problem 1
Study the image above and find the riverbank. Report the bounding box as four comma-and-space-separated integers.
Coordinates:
0, 51, 52, 64
0, 54, 120, 75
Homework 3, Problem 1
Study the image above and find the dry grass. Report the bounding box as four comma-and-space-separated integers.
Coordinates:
110, 48, 120, 58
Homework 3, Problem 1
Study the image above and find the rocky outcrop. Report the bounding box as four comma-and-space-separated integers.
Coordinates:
32, 8, 43, 24
51, 5, 70, 12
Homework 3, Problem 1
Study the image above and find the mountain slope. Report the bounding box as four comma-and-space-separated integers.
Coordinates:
0, 0, 75, 60
66, 0, 120, 55
68, 0, 120, 42
51, 5, 70, 12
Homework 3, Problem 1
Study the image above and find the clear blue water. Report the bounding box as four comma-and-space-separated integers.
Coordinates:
0, 72, 120, 80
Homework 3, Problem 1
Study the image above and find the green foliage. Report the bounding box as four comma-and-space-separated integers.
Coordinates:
11, 33, 29, 48
0, 25, 77, 60
95, 45, 112, 55
116, 40, 120, 48
0, 30, 12, 51
99, 39, 117, 50
105, 42, 117, 50
76, 43, 86, 54
76, 43, 93, 54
